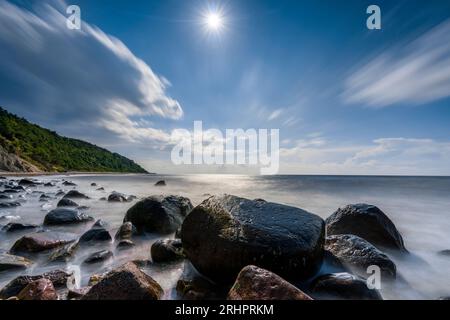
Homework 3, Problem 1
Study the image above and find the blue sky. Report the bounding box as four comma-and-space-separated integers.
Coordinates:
1, 0, 450, 175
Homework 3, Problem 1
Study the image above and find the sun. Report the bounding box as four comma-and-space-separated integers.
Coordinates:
205, 12, 223, 31
201, 7, 226, 35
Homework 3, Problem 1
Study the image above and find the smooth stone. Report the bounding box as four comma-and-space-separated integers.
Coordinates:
82, 262, 163, 300
124, 195, 193, 234
91, 183, 97, 187
83, 250, 113, 264
56, 198, 79, 207
151, 239, 184, 263
44, 208, 93, 225
63, 190, 89, 199
108, 192, 131, 202
1, 223, 38, 233
310, 273, 382, 300
154, 180, 166, 186
326, 204, 407, 252
181, 195, 325, 283
79, 228, 112, 243
18, 179, 36, 186
0, 253, 33, 272
10, 231, 77, 254
114, 222, 138, 240
228, 265, 312, 300
17, 278, 58, 300
325, 234, 396, 279
97, 187, 105, 191
62, 181, 77, 186
39, 194, 51, 201
44, 182, 55, 187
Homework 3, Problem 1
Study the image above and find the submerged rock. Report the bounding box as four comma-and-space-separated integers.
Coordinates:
92, 219, 108, 229
57, 198, 79, 208
228, 265, 312, 300
154, 180, 166, 186
63, 190, 89, 199
326, 204, 407, 252
124, 195, 193, 234
91, 183, 97, 187
116, 240, 135, 250
151, 239, 184, 263
83, 250, 113, 264
17, 278, 58, 300
114, 222, 138, 241
82, 262, 163, 300
181, 195, 325, 283
310, 272, 382, 300
10, 231, 77, 254
438, 249, 450, 257
108, 192, 132, 202
325, 234, 396, 279
18, 179, 36, 187
0, 270, 71, 299
0, 202, 21, 208
0, 194, 13, 200
44, 208, 93, 225
1, 223, 38, 233
0, 253, 33, 271
79, 228, 112, 243
62, 181, 77, 186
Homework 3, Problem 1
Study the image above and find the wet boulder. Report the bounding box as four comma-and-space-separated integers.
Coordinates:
63, 190, 89, 199
0, 253, 33, 272
62, 181, 77, 186
326, 204, 407, 252
83, 250, 113, 264
116, 240, 135, 250
10, 231, 77, 254
39, 194, 51, 202
228, 265, 312, 300
325, 234, 396, 279
1, 223, 38, 233
108, 192, 132, 202
310, 273, 382, 300
82, 262, 163, 300
57, 198, 79, 208
181, 195, 325, 283
48, 242, 79, 262
17, 278, 58, 300
0, 201, 21, 208
151, 239, 184, 263
124, 195, 193, 234
91, 183, 97, 187
18, 179, 36, 187
438, 249, 450, 257
79, 228, 112, 243
44, 208, 93, 225
114, 222, 138, 241
155, 180, 166, 186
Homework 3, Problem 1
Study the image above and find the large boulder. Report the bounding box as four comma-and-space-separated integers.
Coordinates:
0, 270, 71, 299
325, 235, 396, 279
151, 239, 184, 263
181, 195, 325, 283
10, 231, 77, 254
108, 192, 132, 202
228, 265, 312, 300
0, 253, 33, 271
57, 198, 79, 208
44, 208, 93, 225
326, 204, 407, 252
63, 190, 89, 199
82, 262, 163, 300
17, 278, 58, 300
79, 228, 112, 243
114, 222, 138, 241
124, 195, 193, 234
310, 273, 382, 300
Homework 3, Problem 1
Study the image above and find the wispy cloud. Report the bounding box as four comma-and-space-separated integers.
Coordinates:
268, 108, 283, 121
0, 0, 182, 145
343, 19, 450, 108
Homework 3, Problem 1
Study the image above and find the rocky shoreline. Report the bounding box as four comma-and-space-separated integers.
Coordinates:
0, 176, 446, 300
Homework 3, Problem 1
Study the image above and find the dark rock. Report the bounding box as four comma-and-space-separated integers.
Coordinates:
116, 240, 135, 250
18, 179, 36, 187
48, 242, 79, 262
325, 234, 396, 279
0, 201, 21, 208
151, 239, 184, 263
0, 194, 13, 200
108, 192, 131, 202
2, 189, 20, 194
175, 227, 182, 239
44, 182, 55, 187
155, 180, 166, 186
39, 194, 51, 201
1, 223, 38, 233
114, 222, 138, 241
63, 190, 89, 199
57, 198, 79, 207
326, 204, 407, 252
79, 228, 112, 243
124, 195, 193, 234
438, 249, 450, 256
0, 253, 33, 271
44, 208, 93, 225
0, 270, 71, 298
67, 287, 91, 300
99, 197, 107, 201
10, 231, 77, 254
82, 262, 163, 300
91, 183, 97, 187
55, 190, 65, 197
92, 219, 108, 229
181, 195, 325, 283
0, 176, 6, 180
97, 187, 105, 191
310, 273, 382, 300
439, 296, 450, 300
17, 278, 58, 300
228, 265, 312, 300
83, 250, 113, 264
62, 181, 77, 186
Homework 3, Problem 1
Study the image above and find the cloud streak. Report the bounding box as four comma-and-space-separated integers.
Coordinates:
343, 19, 450, 108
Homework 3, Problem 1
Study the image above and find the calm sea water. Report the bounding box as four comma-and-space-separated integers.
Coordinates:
1, 174, 449, 300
